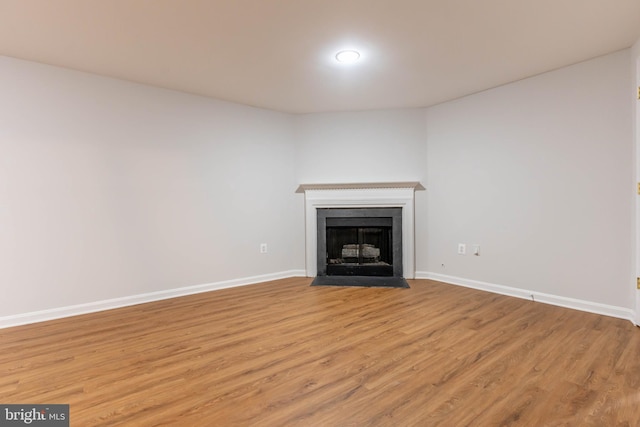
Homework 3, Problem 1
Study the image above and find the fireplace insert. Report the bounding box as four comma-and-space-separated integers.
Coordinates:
312, 207, 408, 287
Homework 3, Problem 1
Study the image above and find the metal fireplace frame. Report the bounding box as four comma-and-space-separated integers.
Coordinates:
316, 207, 403, 278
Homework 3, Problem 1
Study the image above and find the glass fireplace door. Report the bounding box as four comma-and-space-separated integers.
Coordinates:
325, 222, 393, 277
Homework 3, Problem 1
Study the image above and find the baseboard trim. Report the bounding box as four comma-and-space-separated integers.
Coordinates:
4, 270, 633, 329
415, 271, 635, 324
0, 270, 307, 329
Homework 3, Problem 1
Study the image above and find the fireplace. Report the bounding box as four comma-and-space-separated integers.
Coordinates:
297, 182, 424, 285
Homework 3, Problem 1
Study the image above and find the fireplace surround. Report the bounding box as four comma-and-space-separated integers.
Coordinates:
296, 182, 424, 285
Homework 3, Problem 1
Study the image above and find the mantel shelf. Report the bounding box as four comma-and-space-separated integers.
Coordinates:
295, 181, 425, 193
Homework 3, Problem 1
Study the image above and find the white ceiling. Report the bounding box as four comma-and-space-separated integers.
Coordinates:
1, 0, 639, 114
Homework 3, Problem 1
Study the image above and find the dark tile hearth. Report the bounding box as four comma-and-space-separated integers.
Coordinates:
311, 275, 409, 288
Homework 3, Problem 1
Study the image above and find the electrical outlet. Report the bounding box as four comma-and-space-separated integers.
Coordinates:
260, 243, 268, 254
457, 243, 466, 255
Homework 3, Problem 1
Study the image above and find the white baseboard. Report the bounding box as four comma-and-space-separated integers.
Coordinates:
415, 271, 636, 324
4, 270, 634, 329
0, 270, 307, 329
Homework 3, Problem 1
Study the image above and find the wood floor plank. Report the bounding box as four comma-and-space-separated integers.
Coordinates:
1, 277, 639, 426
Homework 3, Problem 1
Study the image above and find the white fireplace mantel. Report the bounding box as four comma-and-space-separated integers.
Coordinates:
297, 182, 424, 279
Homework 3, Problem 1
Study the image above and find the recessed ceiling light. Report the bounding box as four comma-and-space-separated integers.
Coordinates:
335, 50, 361, 63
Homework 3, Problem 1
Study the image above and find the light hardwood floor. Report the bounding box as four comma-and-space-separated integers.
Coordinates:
1, 277, 639, 426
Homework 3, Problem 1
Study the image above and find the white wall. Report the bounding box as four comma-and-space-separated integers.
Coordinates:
294, 109, 427, 184
0, 56, 302, 318
425, 50, 634, 309
632, 39, 640, 323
